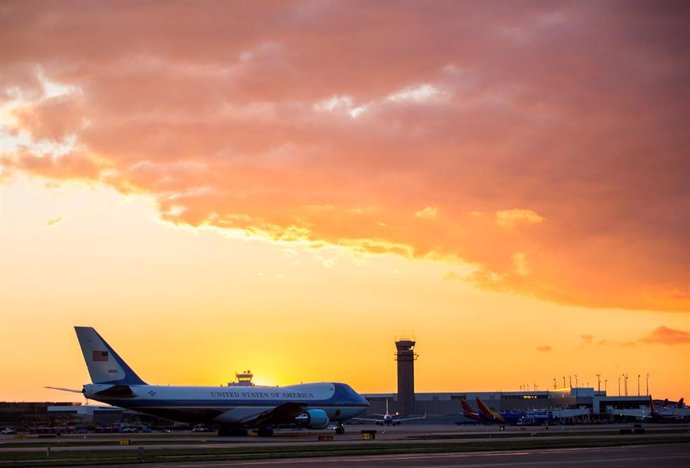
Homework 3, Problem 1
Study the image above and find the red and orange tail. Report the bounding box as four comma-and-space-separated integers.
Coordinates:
461, 400, 474, 415
476, 397, 506, 423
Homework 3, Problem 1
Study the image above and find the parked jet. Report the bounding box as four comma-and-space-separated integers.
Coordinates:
649, 395, 683, 422
48, 327, 369, 436
653, 397, 685, 409
475, 397, 523, 425
353, 399, 426, 425
517, 410, 558, 426
460, 398, 555, 426
459, 399, 484, 423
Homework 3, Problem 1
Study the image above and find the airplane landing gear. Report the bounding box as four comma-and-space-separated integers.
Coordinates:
335, 423, 345, 435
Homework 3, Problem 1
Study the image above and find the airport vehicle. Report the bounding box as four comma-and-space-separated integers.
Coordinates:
353, 399, 426, 425
49, 327, 369, 436
1, 428, 17, 435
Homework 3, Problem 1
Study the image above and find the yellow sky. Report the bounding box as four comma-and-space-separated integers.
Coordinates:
1, 177, 688, 402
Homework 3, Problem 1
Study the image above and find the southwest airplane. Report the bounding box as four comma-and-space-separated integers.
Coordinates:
50, 327, 369, 436
460, 399, 484, 423
353, 399, 426, 426
460, 398, 522, 425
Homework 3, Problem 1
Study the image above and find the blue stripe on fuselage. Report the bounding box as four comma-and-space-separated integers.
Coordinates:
91, 383, 369, 409
99, 400, 368, 409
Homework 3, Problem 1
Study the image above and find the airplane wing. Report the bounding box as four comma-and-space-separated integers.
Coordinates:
352, 413, 427, 423
351, 416, 387, 423
393, 413, 427, 422
240, 402, 307, 428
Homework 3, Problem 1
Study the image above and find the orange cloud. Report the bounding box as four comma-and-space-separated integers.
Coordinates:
536, 345, 552, 352
640, 327, 690, 346
2, 1, 689, 311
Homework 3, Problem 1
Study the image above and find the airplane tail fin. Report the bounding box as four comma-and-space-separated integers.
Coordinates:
461, 399, 474, 415
679, 398, 684, 408
476, 397, 505, 423
649, 395, 657, 413
475, 397, 492, 415
74, 327, 146, 385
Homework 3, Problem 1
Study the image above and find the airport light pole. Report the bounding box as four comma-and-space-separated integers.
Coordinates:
646, 373, 650, 396
575, 374, 578, 388
569, 375, 572, 388
605, 379, 608, 395
596, 374, 601, 393
553, 378, 557, 390
637, 374, 641, 396
562, 376, 566, 388
618, 376, 621, 396
623, 374, 629, 396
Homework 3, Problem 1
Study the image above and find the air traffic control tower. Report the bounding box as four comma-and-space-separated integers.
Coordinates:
395, 339, 418, 416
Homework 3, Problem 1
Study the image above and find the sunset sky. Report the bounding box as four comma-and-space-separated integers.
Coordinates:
1, 1, 688, 402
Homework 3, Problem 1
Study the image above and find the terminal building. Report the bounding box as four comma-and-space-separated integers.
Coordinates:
359, 340, 689, 423
360, 388, 680, 423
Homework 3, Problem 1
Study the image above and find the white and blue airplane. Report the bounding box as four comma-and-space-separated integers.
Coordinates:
50, 327, 369, 436
353, 398, 426, 426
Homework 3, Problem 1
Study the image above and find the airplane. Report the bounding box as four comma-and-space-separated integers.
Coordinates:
653, 397, 684, 409
460, 398, 555, 426
648, 395, 683, 423
459, 399, 484, 423
474, 397, 523, 425
48, 327, 369, 436
353, 399, 426, 425
516, 410, 558, 426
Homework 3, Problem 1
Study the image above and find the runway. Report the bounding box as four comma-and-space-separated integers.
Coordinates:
85, 444, 690, 467
1, 423, 689, 466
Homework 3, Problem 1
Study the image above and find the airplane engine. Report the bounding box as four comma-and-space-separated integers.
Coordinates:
295, 409, 329, 429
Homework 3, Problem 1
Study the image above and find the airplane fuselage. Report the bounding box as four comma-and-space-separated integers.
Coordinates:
84, 381, 367, 425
